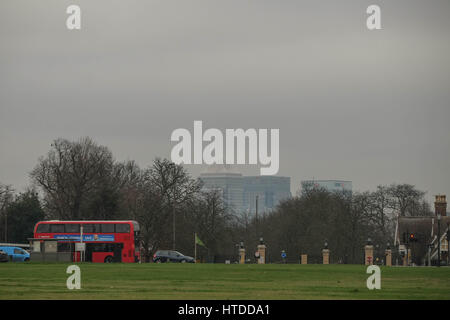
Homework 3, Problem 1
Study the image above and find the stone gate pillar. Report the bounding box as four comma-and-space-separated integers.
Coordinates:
301, 254, 308, 265
322, 240, 330, 264
402, 249, 411, 266
385, 245, 392, 266
322, 249, 330, 264
365, 243, 374, 265
257, 242, 266, 264
239, 242, 245, 264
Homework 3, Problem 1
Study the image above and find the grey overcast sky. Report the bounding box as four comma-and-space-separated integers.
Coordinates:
1, 0, 449, 202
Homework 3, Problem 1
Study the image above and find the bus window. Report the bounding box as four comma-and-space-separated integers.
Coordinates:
91, 243, 104, 252
115, 224, 130, 233
101, 224, 115, 233
50, 224, 65, 233
36, 223, 49, 233
82, 224, 92, 233
92, 243, 115, 252
65, 224, 80, 233
83, 224, 101, 233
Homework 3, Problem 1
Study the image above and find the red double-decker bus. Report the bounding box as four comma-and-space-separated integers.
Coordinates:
33, 220, 140, 263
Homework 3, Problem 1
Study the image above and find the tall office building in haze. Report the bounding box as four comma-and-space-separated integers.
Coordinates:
200, 165, 291, 215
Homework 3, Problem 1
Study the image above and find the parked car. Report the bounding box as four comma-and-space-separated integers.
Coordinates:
0, 246, 30, 262
153, 250, 195, 263
0, 250, 8, 262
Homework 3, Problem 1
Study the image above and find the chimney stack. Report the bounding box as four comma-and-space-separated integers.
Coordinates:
434, 195, 447, 216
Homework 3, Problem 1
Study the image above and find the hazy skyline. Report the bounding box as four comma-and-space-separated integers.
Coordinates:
1, 1, 449, 203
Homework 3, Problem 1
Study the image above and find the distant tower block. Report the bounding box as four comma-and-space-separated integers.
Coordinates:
301, 254, 308, 265
435, 195, 447, 216
365, 245, 374, 265
322, 249, 330, 265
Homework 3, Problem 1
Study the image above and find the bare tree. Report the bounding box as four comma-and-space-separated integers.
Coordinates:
30, 137, 117, 220
115, 160, 143, 220
147, 158, 202, 207
369, 186, 395, 238
387, 184, 427, 217
137, 158, 202, 261
187, 189, 233, 261
135, 182, 167, 262
0, 183, 14, 212
348, 192, 373, 263
0, 183, 14, 242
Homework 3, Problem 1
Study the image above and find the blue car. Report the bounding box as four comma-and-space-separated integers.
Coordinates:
0, 246, 30, 262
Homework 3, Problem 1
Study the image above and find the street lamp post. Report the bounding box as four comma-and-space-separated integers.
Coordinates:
437, 213, 441, 267
428, 243, 433, 267
255, 195, 259, 239
447, 223, 450, 266
172, 204, 176, 250
404, 231, 409, 267
4, 210, 7, 243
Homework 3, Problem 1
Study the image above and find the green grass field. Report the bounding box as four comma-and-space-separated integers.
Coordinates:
0, 263, 449, 299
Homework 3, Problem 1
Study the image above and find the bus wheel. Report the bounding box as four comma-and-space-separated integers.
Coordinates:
104, 256, 113, 263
